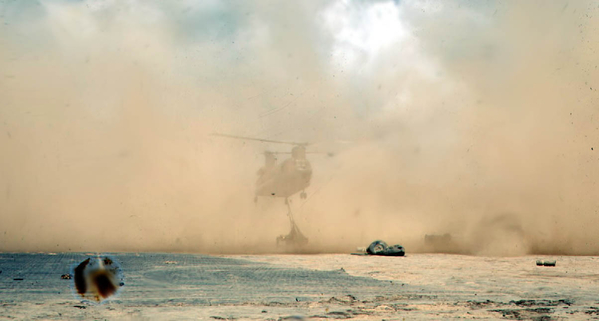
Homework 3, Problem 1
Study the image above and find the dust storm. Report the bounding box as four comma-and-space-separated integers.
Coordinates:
1, 1, 598, 255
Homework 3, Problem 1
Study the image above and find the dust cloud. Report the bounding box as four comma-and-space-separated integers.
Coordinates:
1, 1, 598, 255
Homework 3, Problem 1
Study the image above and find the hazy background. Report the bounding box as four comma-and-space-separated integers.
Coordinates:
1, 0, 597, 255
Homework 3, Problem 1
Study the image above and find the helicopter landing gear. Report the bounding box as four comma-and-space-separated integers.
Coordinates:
300, 191, 307, 199
276, 197, 308, 247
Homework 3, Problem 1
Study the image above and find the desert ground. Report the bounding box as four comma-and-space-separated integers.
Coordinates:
1, 252, 598, 320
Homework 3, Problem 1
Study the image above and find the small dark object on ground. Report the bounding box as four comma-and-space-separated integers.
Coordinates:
509, 299, 573, 307
61, 273, 72, 280
363, 240, 405, 256
13, 278, 24, 281
536, 260, 556, 267
279, 316, 305, 320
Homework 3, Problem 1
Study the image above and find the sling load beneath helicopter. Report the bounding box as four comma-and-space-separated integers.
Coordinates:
211, 133, 324, 246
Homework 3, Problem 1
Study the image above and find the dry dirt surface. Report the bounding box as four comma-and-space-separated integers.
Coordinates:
1, 252, 598, 320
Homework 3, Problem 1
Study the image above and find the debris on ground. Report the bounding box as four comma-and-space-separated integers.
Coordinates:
352, 240, 405, 256
536, 260, 556, 267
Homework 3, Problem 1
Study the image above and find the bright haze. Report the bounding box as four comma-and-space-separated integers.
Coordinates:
1, 1, 598, 255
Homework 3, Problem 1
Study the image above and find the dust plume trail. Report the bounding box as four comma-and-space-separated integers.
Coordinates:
0, 0, 598, 255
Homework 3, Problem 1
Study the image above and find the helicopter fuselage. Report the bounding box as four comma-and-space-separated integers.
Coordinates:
256, 157, 312, 198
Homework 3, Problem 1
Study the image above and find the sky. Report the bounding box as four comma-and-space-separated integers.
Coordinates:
1, 0, 598, 255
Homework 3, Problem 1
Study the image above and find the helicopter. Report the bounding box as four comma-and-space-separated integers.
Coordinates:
211, 133, 324, 246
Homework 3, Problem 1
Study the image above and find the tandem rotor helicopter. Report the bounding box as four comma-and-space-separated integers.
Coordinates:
211, 133, 332, 247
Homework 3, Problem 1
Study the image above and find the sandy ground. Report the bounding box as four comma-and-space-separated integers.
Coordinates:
1, 252, 598, 320
233, 254, 599, 319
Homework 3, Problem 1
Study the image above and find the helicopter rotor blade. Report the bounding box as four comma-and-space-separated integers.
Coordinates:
211, 133, 310, 146
268, 151, 335, 157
